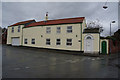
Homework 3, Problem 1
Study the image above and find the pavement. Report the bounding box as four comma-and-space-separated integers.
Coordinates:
2, 45, 120, 78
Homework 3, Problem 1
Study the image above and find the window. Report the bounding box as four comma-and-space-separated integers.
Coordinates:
12, 27, 14, 33
31, 39, 35, 44
46, 39, 50, 45
67, 26, 72, 33
66, 39, 72, 46
24, 39, 27, 44
56, 39, 61, 45
46, 27, 51, 33
18, 25, 20, 32
56, 27, 61, 33
86, 36, 91, 39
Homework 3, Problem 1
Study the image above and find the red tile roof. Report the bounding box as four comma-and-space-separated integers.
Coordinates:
25, 17, 85, 28
9, 20, 35, 26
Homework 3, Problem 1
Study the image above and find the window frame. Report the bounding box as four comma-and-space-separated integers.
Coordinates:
24, 38, 28, 44
86, 36, 92, 39
67, 26, 72, 33
56, 39, 61, 45
46, 27, 51, 34
66, 39, 72, 46
56, 27, 61, 34
46, 38, 50, 45
18, 25, 20, 32
31, 38, 35, 44
11, 27, 14, 33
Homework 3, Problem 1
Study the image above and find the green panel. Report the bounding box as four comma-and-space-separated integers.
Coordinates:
101, 41, 107, 54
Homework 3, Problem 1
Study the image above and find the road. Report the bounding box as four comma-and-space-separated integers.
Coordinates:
2, 45, 119, 78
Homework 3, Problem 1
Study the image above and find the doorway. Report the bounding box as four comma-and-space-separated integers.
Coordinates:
84, 35, 94, 53
101, 41, 107, 54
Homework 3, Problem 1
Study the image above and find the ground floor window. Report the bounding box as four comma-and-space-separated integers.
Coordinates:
56, 39, 61, 45
31, 38, 35, 44
46, 39, 50, 45
24, 39, 27, 44
66, 39, 72, 46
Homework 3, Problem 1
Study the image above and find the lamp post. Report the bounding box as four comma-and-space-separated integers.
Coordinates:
109, 21, 115, 54
103, 0, 108, 9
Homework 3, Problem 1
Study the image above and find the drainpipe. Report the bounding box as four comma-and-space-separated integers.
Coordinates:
21, 25, 23, 46
81, 23, 82, 51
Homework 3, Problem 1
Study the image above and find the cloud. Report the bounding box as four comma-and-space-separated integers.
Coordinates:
2, 0, 118, 2
2, 2, 118, 36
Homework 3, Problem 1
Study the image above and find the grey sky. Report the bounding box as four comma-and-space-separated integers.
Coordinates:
2, 2, 118, 36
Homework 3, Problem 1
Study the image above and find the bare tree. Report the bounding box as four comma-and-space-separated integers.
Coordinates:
87, 19, 104, 33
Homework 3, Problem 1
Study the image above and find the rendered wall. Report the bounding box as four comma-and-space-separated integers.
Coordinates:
23, 23, 84, 51
82, 33, 100, 53
7, 25, 24, 45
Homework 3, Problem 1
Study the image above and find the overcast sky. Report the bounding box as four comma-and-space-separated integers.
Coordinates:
2, 2, 118, 36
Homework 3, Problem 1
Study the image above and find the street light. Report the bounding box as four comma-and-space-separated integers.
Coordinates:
110, 21, 115, 36
109, 21, 115, 54
103, 0, 108, 9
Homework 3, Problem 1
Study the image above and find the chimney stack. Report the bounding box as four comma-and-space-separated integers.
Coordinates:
45, 12, 48, 21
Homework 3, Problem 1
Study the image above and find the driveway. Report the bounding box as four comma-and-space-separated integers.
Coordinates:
2, 45, 119, 78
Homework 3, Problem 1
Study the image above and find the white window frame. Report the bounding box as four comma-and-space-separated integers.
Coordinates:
18, 25, 20, 32
46, 27, 51, 34
56, 27, 61, 34
24, 39, 27, 44
46, 38, 50, 45
31, 38, 35, 44
56, 39, 61, 45
11, 27, 14, 33
67, 26, 72, 33
66, 39, 72, 46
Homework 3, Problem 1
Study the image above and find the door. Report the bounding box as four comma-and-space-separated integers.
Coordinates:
84, 36, 93, 53
101, 41, 107, 54
86, 40, 93, 51
12, 37, 20, 46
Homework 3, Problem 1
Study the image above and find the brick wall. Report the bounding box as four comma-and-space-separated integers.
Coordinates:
109, 40, 120, 53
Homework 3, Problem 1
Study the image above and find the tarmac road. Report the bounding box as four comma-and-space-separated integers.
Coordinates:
2, 45, 119, 78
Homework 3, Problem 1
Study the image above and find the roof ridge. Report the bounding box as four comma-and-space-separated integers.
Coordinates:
10, 19, 35, 26
25, 17, 85, 28
37, 17, 85, 23
15, 19, 35, 23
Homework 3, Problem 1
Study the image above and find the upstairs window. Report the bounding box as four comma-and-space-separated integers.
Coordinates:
31, 38, 35, 44
46, 27, 51, 33
56, 27, 61, 33
66, 39, 72, 46
56, 39, 61, 45
18, 25, 20, 32
11, 27, 14, 33
24, 39, 27, 44
46, 39, 50, 45
67, 26, 72, 33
